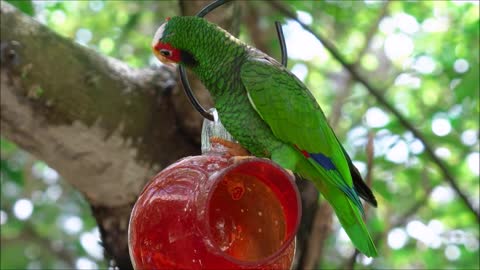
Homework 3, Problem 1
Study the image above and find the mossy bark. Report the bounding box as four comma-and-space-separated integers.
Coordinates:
0, 1, 213, 269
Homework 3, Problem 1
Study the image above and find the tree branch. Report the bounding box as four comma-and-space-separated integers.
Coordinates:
373, 170, 434, 250
346, 131, 376, 270
1, 2, 200, 268
270, 0, 479, 220
329, 0, 390, 128
2, 223, 77, 268
243, 1, 271, 54
1, 2, 198, 207
298, 201, 333, 269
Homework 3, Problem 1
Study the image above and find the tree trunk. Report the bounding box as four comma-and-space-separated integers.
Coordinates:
0, 1, 238, 268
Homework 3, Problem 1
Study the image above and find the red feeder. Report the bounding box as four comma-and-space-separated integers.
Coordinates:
128, 143, 301, 269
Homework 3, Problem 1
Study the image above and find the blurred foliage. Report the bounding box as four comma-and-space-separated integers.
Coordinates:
1, 0, 479, 269
6, 0, 34, 16
1, 140, 105, 269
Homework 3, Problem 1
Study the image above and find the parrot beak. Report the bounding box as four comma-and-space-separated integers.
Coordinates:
152, 22, 177, 67
152, 22, 167, 64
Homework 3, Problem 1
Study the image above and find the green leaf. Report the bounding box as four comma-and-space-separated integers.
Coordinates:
455, 63, 480, 103
6, 0, 34, 16
0, 159, 24, 186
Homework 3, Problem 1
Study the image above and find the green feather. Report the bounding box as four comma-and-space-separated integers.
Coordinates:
294, 150, 378, 257
240, 58, 352, 186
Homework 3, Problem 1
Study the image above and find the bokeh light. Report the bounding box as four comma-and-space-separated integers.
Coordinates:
80, 227, 104, 260
412, 56, 436, 74
0, 210, 7, 225
13, 199, 34, 220
76, 257, 98, 270
431, 118, 452, 137
444, 245, 461, 261
466, 152, 479, 176
408, 139, 425, 155
291, 63, 308, 82
296, 10, 312, 25
365, 107, 390, 128
384, 33, 414, 61
393, 13, 419, 34
76, 28, 93, 45
388, 228, 409, 250
461, 130, 478, 146
430, 186, 455, 204
62, 215, 84, 235
453, 59, 469, 73
283, 20, 326, 61
386, 140, 409, 164
89, 1, 104, 12
435, 147, 451, 159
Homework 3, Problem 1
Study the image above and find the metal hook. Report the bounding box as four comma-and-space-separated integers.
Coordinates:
275, 21, 288, 68
179, 65, 215, 121
196, 0, 233, 17
179, 0, 288, 121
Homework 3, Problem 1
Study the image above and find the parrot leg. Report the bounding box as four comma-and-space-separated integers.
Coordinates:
210, 137, 251, 157
271, 144, 301, 171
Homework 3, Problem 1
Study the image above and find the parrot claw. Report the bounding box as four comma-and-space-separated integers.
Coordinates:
285, 169, 295, 179
210, 137, 250, 157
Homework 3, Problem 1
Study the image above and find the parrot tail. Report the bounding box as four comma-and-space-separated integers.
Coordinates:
295, 152, 378, 257
322, 183, 378, 257
340, 144, 378, 207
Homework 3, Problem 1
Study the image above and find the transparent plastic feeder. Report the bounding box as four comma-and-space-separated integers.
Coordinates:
128, 109, 301, 269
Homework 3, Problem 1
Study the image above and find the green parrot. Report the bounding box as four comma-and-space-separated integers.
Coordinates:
152, 16, 378, 257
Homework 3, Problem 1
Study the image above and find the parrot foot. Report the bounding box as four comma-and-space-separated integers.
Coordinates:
285, 169, 295, 179
210, 137, 250, 157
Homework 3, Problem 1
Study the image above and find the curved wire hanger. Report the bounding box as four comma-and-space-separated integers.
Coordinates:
179, 0, 288, 121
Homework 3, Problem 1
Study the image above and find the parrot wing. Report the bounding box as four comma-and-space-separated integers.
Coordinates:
240, 57, 356, 200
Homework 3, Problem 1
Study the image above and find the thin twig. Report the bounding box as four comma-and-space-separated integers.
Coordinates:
346, 249, 360, 270
346, 131, 376, 269
330, 0, 390, 128
344, 170, 434, 269
376, 171, 435, 251
293, 179, 321, 270
364, 131, 376, 215
270, 0, 479, 220
244, 2, 270, 53
1, 209, 77, 268
299, 201, 333, 269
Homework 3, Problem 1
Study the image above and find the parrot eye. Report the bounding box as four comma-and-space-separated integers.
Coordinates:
160, 49, 172, 57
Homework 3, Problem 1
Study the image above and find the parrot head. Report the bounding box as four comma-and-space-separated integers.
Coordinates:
152, 16, 234, 68
151, 17, 183, 65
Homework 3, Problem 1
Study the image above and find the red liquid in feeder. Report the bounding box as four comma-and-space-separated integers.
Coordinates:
128, 155, 299, 269
209, 173, 286, 261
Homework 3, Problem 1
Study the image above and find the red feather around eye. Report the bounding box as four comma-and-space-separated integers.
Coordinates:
154, 42, 181, 63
